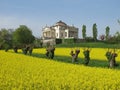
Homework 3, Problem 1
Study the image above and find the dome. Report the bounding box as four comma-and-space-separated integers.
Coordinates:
55, 20, 67, 26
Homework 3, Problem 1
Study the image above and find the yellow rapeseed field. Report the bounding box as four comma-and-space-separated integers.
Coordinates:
0, 48, 120, 90
34, 47, 120, 61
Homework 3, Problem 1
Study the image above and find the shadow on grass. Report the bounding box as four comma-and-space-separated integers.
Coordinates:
31, 53, 120, 69
10, 51, 120, 70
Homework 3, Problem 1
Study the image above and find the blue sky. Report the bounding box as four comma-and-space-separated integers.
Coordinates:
0, 0, 120, 38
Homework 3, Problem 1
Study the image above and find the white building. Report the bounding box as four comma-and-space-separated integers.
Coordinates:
42, 20, 79, 45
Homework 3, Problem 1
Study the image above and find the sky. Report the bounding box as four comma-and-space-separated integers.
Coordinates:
0, 0, 120, 38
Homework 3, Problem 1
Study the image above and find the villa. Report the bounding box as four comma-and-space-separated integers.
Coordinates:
42, 20, 79, 45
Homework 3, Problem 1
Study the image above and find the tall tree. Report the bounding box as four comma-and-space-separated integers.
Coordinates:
82, 25, 86, 39
92, 23, 98, 41
13, 25, 35, 47
105, 26, 110, 40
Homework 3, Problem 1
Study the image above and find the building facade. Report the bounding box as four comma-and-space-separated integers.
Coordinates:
42, 20, 79, 45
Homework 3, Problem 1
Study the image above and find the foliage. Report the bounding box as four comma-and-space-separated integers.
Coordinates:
82, 25, 86, 39
105, 32, 120, 44
0, 28, 13, 50
114, 31, 120, 42
105, 26, 110, 40
22, 45, 33, 55
56, 42, 120, 48
34, 37, 43, 48
92, 23, 98, 41
13, 25, 35, 46
64, 38, 77, 43
56, 39, 62, 44
85, 37, 94, 42
4, 44, 10, 52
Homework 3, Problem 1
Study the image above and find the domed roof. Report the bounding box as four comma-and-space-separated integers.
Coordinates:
55, 20, 67, 26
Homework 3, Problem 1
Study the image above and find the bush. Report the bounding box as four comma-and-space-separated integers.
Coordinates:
85, 37, 94, 42
105, 36, 118, 44
56, 39, 62, 44
64, 38, 77, 43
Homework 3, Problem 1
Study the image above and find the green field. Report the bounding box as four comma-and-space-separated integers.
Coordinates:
0, 48, 120, 90
56, 42, 120, 48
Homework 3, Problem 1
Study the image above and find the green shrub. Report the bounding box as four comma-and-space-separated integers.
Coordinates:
56, 39, 62, 44
64, 38, 76, 43
85, 37, 94, 42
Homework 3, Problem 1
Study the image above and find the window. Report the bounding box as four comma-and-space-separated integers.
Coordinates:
56, 33, 58, 37
65, 32, 67, 37
61, 33, 63, 37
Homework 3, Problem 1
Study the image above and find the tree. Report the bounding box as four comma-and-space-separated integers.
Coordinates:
92, 23, 98, 41
0, 28, 13, 50
13, 25, 35, 47
105, 26, 110, 40
34, 37, 43, 48
114, 31, 120, 43
82, 25, 86, 39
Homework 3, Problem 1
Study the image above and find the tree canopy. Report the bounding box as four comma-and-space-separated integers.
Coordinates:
0, 28, 13, 49
92, 23, 98, 41
105, 26, 110, 40
13, 25, 35, 46
82, 25, 86, 39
